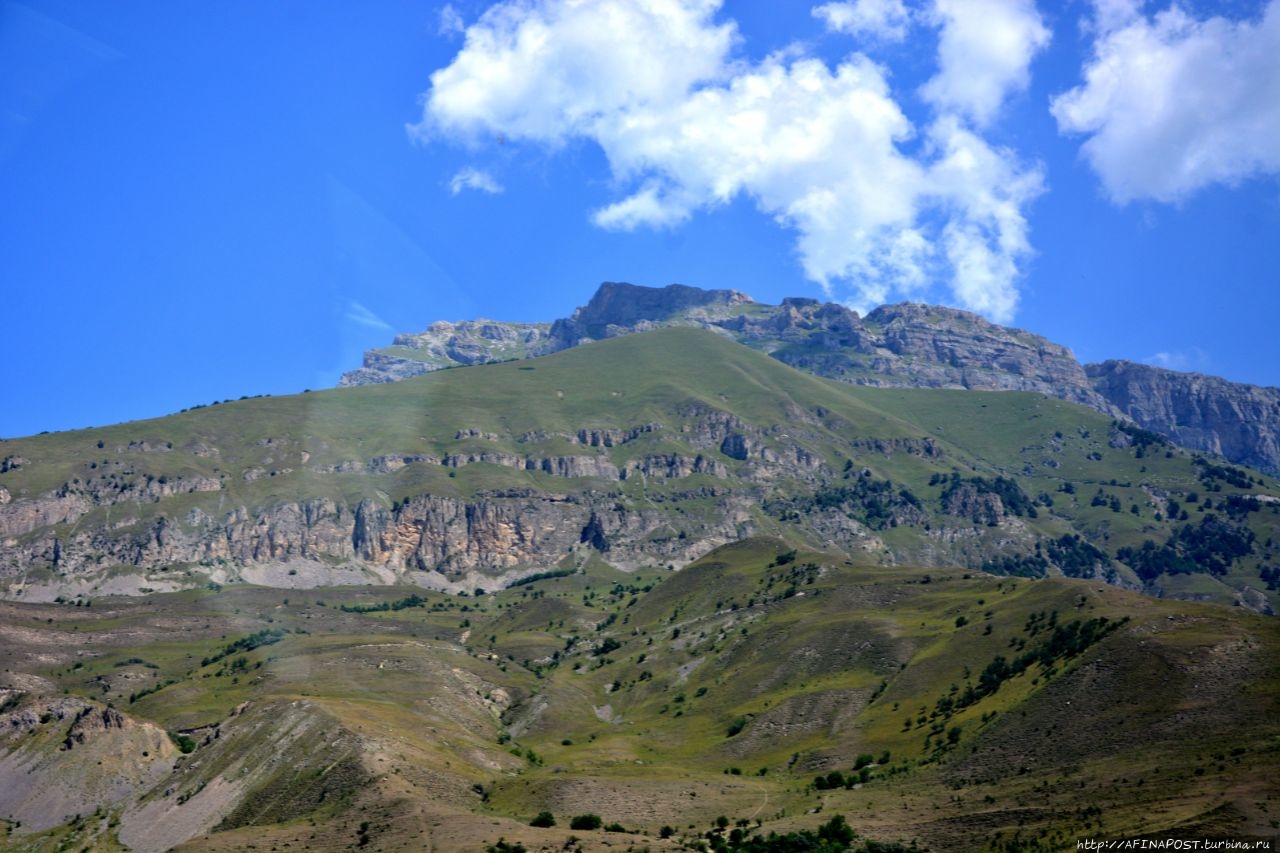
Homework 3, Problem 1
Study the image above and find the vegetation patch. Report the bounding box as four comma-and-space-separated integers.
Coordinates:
201, 627, 288, 667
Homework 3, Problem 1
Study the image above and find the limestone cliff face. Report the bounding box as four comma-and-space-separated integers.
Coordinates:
740, 300, 1108, 409
854, 304, 1106, 408
1087, 360, 1280, 474
548, 281, 753, 346
0, 406, 809, 586
338, 283, 753, 385
339, 319, 554, 386
1, 488, 754, 584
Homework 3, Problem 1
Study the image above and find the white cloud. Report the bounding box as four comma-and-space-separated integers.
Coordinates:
417, 0, 1043, 322
920, 0, 1050, 127
1146, 348, 1210, 373
924, 117, 1044, 321
449, 166, 504, 195
438, 4, 466, 37
593, 182, 694, 230
1087, 0, 1141, 36
417, 0, 735, 145
812, 0, 911, 42
1052, 0, 1280, 204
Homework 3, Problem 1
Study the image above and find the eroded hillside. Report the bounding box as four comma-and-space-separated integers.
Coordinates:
0, 541, 1276, 851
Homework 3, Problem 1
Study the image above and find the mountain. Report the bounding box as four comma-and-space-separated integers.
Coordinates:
4, 329, 1278, 616
341, 282, 1280, 475
2, 324, 1280, 850
1088, 359, 1280, 474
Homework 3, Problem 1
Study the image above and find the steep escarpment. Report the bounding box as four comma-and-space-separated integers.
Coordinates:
4, 332, 931, 596
1087, 360, 1280, 474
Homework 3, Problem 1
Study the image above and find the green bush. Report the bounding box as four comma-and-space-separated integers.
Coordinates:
169, 732, 196, 754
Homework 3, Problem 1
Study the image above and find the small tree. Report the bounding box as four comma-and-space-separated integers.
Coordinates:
569, 814, 602, 831
529, 811, 556, 828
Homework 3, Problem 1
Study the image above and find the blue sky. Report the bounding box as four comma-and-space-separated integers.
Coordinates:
2, 0, 1278, 438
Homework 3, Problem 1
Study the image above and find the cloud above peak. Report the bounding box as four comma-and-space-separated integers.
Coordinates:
416, 0, 1045, 322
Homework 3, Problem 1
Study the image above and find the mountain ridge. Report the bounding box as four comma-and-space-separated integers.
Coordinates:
342, 282, 1280, 474
3, 327, 1278, 616
1, 309, 1279, 850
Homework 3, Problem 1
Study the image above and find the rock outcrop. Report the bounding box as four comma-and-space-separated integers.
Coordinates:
341, 285, 1100, 407
339, 320, 554, 386
0, 402, 810, 587
1087, 360, 1280, 474
548, 281, 752, 346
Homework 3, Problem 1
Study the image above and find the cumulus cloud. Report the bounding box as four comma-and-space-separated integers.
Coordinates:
925, 117, 1044, 321
419, 0, 735, 145
417, 0, 1044, 322
449, 166, 504, 195
1052, 0, 1280, 204
920, 0, 1050, 127
812, 0, 911, 42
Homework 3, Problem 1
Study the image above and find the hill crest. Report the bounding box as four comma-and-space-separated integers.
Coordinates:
341, 281, 1280, 475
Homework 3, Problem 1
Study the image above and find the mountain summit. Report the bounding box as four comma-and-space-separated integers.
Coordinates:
1, 291, 1278, 851
343, 281, 1280, 474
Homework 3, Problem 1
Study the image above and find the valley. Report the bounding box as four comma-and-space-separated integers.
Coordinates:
2, 540, 1276, 851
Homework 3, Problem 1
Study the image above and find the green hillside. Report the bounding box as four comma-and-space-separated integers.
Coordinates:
2, 328, 1278, 610
0, 539, 1275, 851
1, 328, 1278, 850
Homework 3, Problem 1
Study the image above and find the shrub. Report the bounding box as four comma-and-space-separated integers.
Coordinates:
529, 811, 556, 828
569, 814, 603, 831
169, 732, 196, 754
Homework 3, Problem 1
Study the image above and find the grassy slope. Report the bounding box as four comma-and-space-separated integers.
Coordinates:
1, 330, 1279, 849
2, 537, 1276, 851
5, 329, 1278, 611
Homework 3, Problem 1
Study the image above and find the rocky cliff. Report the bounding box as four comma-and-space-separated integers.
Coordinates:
753, 300, 1109, 411
0, 346, 896, 597
1087, 360, 1280, 474
339, 319, 554, 386
548, 281, 753, 345
341, 282, 1279, 474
